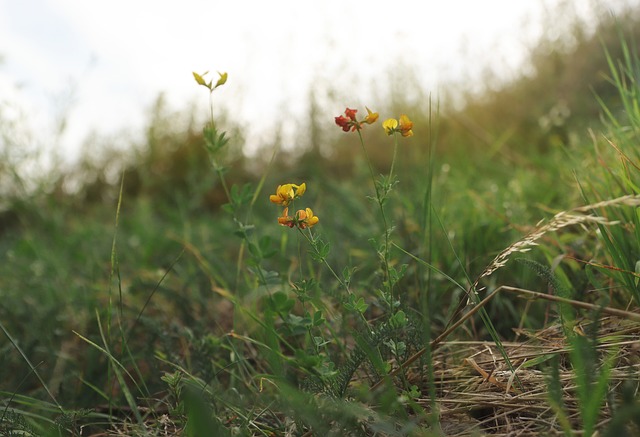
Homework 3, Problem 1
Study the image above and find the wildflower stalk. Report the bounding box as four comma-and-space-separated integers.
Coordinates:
207, 92, 231, 203
388, 133, 399, 189
356, 130, 395, 310
298, 228, 373, 329
298, 227, 351, 295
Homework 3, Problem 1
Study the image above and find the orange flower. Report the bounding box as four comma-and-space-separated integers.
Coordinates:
277, 207, 319, 229
278, 208, 296, 228
398, 114, 414, 137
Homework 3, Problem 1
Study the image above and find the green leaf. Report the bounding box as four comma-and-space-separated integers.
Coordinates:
389, 264, 408, 286
310, 239, 330, 261
287, 314, 312, 335
247, 242, 261, 259
269, 291, 295, 313
344, 295, 368, 314
293, 349, 321, 371
521, 353, 556, 369
390, 310, 407, 328
312, 310, 325, 327
259, 235, 278, 258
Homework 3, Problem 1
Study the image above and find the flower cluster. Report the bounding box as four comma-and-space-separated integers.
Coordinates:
269, 183, 306, 207
334, 107, 414, 138
383, 114, 414, 137
270, 183, 319, 229
278, 207, 319, 229
334, 107, 379, 132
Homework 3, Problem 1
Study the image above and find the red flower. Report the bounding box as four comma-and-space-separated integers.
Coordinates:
335, 115, 351, 132
344, 108, 357, 120
335, 107, 367, 132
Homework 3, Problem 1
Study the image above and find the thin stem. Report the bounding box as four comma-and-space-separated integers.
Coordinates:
298, 228, 350, 295
388, 133, 399, 185
356, 130, 394, 309
209, 91, 215, 127
208, 91, 231, 202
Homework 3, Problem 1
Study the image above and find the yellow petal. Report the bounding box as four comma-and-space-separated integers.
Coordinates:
193, 71, 207, 86
305, 208, 318, 226
215, 72, 228, 88
364, 107, 379, 124
399, 114, 413, 130
382, 118, 398, 135
296, 182, 306, 197
269, 194, 282, 204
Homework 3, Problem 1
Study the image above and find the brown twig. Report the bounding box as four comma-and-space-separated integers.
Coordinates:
501, 285, 640, 321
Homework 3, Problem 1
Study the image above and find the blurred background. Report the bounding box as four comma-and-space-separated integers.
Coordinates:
0, 0, 609, 164
0, 0, 636, 212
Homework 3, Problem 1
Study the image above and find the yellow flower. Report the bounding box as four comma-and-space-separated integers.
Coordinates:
297, 208, 319, 229
383, 115, 414, 137
215, 71, 228, 89
193, 70, 228, 91
382, 118, 398, 135
193, 71, 208, 87
270, 184, 295, 206
398, 114, 414, 137
363, 107, 379, 124
269, 183, 306, 206
270, 183, 316, 230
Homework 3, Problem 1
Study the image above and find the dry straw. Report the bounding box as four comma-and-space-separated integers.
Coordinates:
473, 194, 640, 291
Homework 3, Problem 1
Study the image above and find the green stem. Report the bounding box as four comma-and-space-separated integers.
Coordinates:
300, 228, 371, 328
389, 134, 399, 187
356, 130, 394, 310
298, 228, 350, 295
209, 91, 231, 202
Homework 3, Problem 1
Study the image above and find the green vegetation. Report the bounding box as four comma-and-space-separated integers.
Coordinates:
2, 5, 640, 436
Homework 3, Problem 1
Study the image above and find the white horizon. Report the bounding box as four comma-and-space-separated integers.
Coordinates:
0, 0, 615, 168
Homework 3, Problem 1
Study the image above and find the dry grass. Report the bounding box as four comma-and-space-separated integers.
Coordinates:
409, 315, 640, 436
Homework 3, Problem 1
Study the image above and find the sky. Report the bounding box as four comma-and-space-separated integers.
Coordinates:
0, 0, 607, 164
